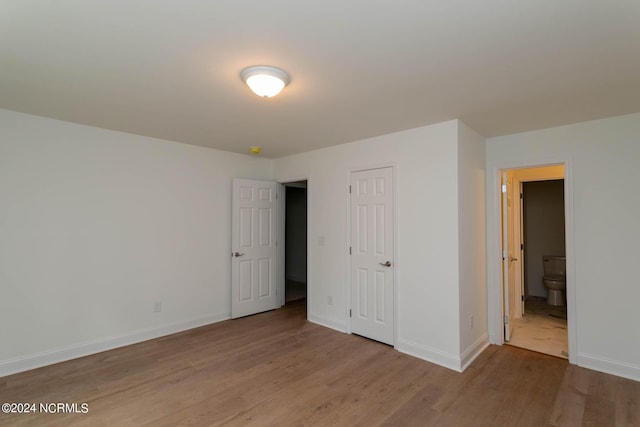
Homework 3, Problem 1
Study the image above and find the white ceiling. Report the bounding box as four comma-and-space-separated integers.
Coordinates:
2, 1, 639, 158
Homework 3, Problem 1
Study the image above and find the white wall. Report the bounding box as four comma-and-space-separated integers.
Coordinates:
486, 112, 640, 381
4, 106, 638, 381
275, 120, 486, 370
457, 121, 488, 369
0, 109, 273, 376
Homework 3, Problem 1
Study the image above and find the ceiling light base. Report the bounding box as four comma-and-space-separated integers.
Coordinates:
241, 66, 290, 98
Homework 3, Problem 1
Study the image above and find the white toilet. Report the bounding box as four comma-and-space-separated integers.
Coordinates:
543, 255, 566, 306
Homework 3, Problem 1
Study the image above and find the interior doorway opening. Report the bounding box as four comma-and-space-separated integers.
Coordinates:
500, 165, 568, 359
282, 181, 307, 306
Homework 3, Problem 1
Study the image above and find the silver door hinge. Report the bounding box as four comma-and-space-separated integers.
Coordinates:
501, 184, 507, 193
349, 246, 352, 255
504, 315, 509, 324
349, 185, 352, 194
349, 309, 352, 318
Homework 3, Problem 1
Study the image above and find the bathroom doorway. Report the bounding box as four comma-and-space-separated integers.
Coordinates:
501, 166, 568, 359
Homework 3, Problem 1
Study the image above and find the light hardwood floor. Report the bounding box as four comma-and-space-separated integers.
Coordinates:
1, 299, 638, 426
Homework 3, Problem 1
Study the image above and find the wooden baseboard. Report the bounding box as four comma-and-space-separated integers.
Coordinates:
396, 338, 462, 372
577, 352, 640, 382
308, 312, 346, 333
460, 334, 490, 372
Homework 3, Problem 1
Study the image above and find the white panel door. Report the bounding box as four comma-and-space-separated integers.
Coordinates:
231, 179, 278, 318
350, 167, 394, 345
502, 171, 515, 341
519, 181, 525, 316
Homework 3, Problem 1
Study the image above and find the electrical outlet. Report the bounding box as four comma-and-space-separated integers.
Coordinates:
154, 301, 162, 313
327, 296, 333, 305
469, 315, 474, 330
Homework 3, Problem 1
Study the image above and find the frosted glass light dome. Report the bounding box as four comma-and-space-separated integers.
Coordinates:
241, 66, 290, 98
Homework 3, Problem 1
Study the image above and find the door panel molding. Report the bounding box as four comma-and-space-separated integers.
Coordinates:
231, 179, 279, 318
348, 165, 396, 346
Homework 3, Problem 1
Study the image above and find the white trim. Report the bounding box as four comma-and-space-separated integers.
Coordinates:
308, 312, 347, 333
564, 161, 577, 365
306, 179, 312, 320
345, 169, 352, 334
577, 353, 640, 382
0, 311, 230, 378
513, 178, 523, 318
460, 334, 490, 372
277, 175, 309, 186
488, 167, 504, 345
391, 164, 398, 349
487, 158, 577, 365
278, 184, 287, 307
396, 338, 462, 372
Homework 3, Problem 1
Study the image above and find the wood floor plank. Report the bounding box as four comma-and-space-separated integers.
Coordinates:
1, 299, 638, 426
615, 378, 640, 426
549, 365, 590, 427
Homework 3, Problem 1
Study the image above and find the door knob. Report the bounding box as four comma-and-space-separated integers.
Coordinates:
233, 252, 245, 257
509, 256, 518, 262
379, 261, 392, 267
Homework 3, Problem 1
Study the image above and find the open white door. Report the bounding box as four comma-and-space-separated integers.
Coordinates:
502, 171, 516, 341
231, 179, 279, 318
518, 181, 525, 316
350, 167, 394, 345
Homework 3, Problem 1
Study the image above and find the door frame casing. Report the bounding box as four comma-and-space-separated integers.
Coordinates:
514, 178, 523, 318
501, 171, 514, 341
488, 158, 576, 364
346, 163, 398, 347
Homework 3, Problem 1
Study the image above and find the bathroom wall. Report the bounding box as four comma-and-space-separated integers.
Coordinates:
523, 180, 566, 298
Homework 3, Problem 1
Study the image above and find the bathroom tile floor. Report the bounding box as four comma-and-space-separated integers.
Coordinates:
507, 296, 568, 359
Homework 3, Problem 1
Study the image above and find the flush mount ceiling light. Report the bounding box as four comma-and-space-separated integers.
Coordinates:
240, 65, 290, 98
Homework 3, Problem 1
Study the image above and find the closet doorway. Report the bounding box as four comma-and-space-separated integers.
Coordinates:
282, 181, 307, 305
